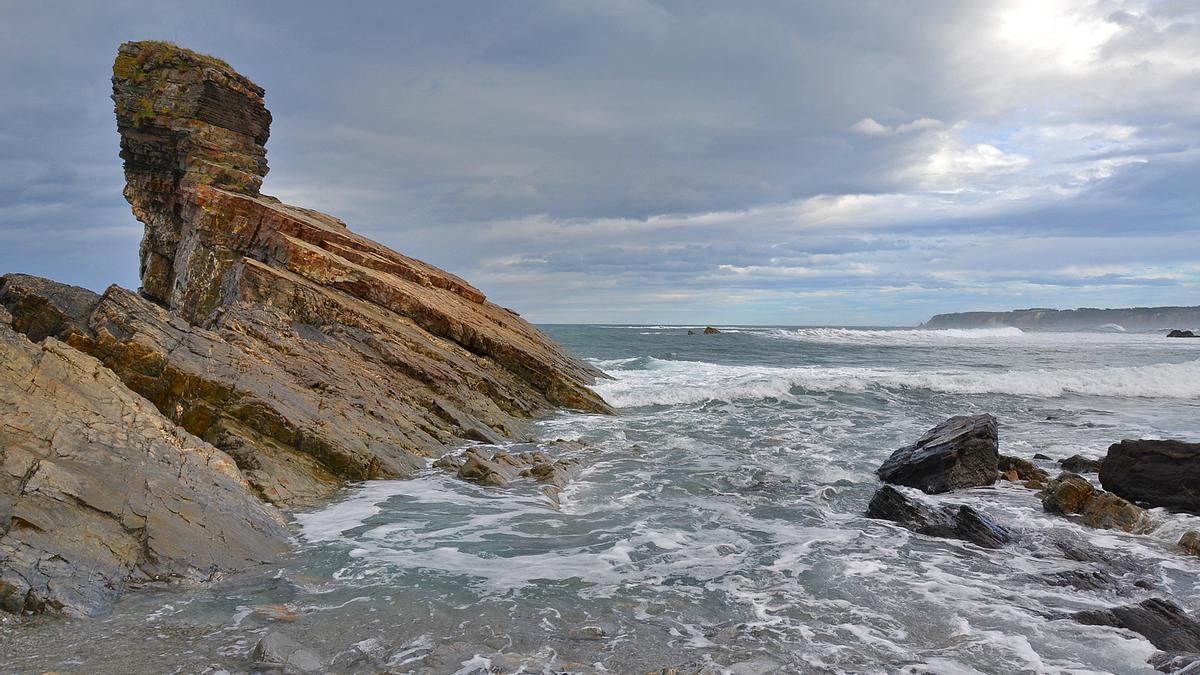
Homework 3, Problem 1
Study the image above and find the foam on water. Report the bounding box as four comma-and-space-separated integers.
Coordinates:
592, 356, 1200, 406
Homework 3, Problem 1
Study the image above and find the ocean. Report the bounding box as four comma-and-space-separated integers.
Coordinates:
5, 325, 1199, 673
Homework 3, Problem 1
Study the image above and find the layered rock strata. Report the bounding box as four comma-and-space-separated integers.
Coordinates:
0, 40, 611, 616
877, 414, 999, 494
1100, 439, 1200, 514
0, 319, 288, 616
6, 41, 610, 510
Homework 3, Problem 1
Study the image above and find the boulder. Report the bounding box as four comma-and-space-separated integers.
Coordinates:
0, 324, 287, 616
1059, 454, 1103, 474
998, 454, 1050, 484
252, 631, 324, 673
1101, 440, 1200, 514
1074, 599, 1200, 652
703, 326, 721, 334
0, 274, 98, 343
1180, 532, 1200, 557
1041, 472, 1154, 533
866, 485, 1010, 549
1149, 651, 1200, 673
1167, 330, 1198, 338
876, 414, 999, 494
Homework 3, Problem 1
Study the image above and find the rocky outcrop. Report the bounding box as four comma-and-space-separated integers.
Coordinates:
922, 306, 1200, 331
3, 41, 612, 512
1167, 330, 1198, 338
703, 326, 721, 334
1100, 440, 1200, 514
1180, 532, 1200, 557
1041, 472, 1154, 533
866, 485, 1010, 548
0, 322, 288, 616
876, 414, 999, 494
1074, 599, 1200, 652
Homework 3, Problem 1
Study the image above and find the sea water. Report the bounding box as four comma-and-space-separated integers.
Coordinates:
3, 326, 1199, 673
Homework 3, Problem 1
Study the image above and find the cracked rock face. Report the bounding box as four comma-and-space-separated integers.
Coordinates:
94, 41, 611, 505
0, 322, 288, 617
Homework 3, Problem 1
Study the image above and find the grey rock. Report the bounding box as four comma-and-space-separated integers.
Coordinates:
1181, 531, 1200, 557
1150, 651, 1200, 674
1074, 599, 1200, 652
0, 324, 287, 617
877, 414, 999, 494
252, 631, 324, 673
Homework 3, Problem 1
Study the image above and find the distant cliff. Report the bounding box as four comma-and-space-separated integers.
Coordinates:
922, 306, 1200, 331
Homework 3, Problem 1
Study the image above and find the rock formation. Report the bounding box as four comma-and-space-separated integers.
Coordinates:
0, 318, 288, 616
1167, 329, 1198, 338
1073, 598, 1200, 653
1041, 472, 1154, 533
865, 485, 1011, 549
1100, 439, 1200, 514
876, 414, 999, 494
0, 40, 612, 616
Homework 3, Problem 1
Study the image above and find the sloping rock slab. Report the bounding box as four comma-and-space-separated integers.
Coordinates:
866, 485, 1010, 549
0, 324, 287, 616
1074, 599, 1200, 652
435, 443, 584, 506
877, 414, 999, 494
1101, 439, 1200, 514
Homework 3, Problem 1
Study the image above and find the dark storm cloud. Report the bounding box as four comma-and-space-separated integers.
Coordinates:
0, 1, 1196, 323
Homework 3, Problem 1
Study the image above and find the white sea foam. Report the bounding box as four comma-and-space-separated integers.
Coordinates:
591, 357, 1200, 406
763, 326, 1026, 344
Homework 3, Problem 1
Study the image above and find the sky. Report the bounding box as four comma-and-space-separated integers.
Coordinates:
1, 1, 1197, 325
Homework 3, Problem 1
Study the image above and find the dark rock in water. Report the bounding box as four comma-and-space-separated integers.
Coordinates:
703, 326, 721, 334
1149, 651, 1200, 673
252, 631, 324, 673
877, 414, 999, 494
1033, 453, 1053, 460
687, 329, 697, 335
866, 485, 1010, 549
1041, 472, 1154, 533
1059, 454, 1103, 473
1167, 329, 1198, 338
0, 323, 288, 617
998, 454, 1050, 483
1101, 439, 1200, 515
1180, 532, 1200, 557
1073, 599, 1200, 652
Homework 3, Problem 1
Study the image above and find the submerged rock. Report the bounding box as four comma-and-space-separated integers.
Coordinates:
0, 323, 287, 616
1041, 472, 1154, 533
1058, 454, 1103, 474
437, 445, 583, 506
1149, 651, 1200, 673
252, 631, 324, 673
1100, 439, 1200, 514
877, 414, 999, 494
866, 485, 1011, 549
1074, 598, 1200, 652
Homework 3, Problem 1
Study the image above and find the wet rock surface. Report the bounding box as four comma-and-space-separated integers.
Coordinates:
866, 485, 1011, 549
1101, 439, 1200, 514
1058, 454, 1103, 474
435, 441, 586, 506
877, 414, 999, 494
1041, 472, 1154, 533
0, 323, 288, 616
997, 454, 1050, 485
252, 631, 324, 673
1073, 598, 1200, 652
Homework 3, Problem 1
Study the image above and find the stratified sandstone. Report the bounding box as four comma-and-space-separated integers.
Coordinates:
10, 42, 610, 508
0, 321, 287, 616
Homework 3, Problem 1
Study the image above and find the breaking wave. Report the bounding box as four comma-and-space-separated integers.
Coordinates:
761, 326, 1026, 344
591, 357, 1200, 407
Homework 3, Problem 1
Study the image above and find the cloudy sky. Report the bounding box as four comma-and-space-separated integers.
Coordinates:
1, 1, 1197, 324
